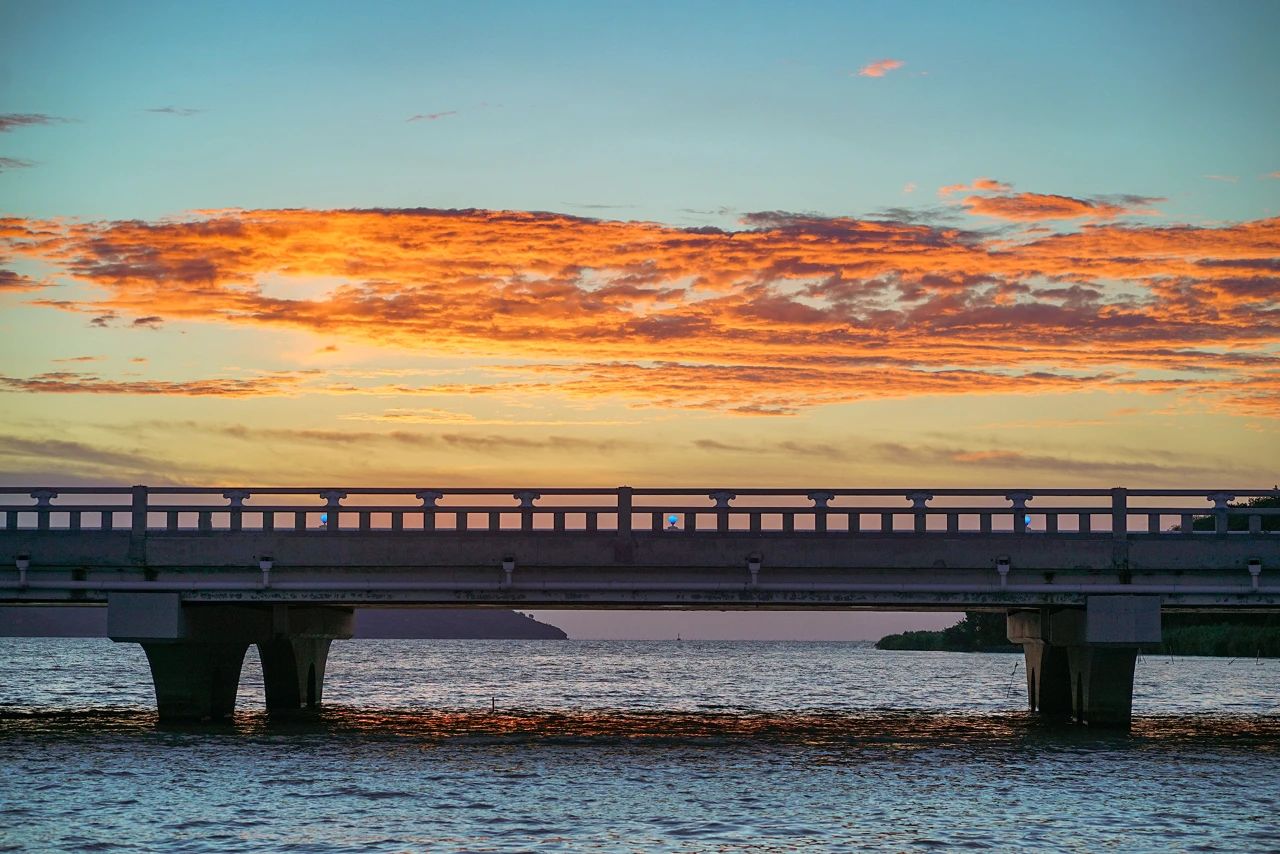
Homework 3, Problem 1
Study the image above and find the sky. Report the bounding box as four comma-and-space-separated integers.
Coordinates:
1, 0, 1278, 639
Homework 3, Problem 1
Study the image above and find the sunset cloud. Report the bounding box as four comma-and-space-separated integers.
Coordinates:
961, 191, 1163, 221
938, 178, 1012, 197
0, 156, 36, 172
2, 205, 1277, 417
0, 113, 70, 132
856, 59, 904, 78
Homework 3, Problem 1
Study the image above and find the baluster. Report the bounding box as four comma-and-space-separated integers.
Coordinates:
31, 489, 57, 531
652, 512, 664, 532
1045, 513, 1058, 534
750, 512, 761, 533
881, 512, 894, 533
782, 512, 794, 533
586, 511, 598, 532
686, 512, 698, 533
198, 511, 212, 532
809, 492, 834, 534
515, 491, 541, 533
223, 490, 248, 532
4, 510, 15, 531
69, 510, 82, 531
456, 511, 469, 532
979, 513, 992, 534
554, 511, 566, 532
391, 511, 403, 532
946, 512, 959, 534
166, 510, 179, 531
710, 491, 735, 533
263, 511, 275, 532
1180, 513, 1193, 535
489, 510, 502, 531
1249, 514, 1262, 534
1079, 513, 1091, 534
1006, 492, 1032, 535
320, 490, 347, 534
1148, 513, 1161, 534
848, 512, 861, 534
359, 511, 372, 532
417, 491, 443, 532
909, 492, 933, 534
294, 511, 306, 531
1209, 492, 1234, 536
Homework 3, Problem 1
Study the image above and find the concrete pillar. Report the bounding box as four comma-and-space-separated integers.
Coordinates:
1020, 639, 1073, 716
1065, 645, 1140, 728
1007, 609, 1072, 716
140, 641, 249, 722
108, 593, 352, 721
256, 605, 351, 714
258, 637, 334, 713
1049, 596, 1161, 728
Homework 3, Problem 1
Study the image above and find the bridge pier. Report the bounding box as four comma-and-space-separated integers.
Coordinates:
1008, 596, 1161, 727
256, 605, 350, 714
107, 593, 352, 721
140, 641, 249, 721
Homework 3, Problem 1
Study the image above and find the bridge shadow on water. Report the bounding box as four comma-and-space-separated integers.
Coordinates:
4, 706, 1279, 749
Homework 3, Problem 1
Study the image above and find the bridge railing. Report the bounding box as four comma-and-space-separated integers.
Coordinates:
0, 487, 1277, 536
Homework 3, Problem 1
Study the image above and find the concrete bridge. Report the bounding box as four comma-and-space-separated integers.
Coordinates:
3, 485, 1277, 727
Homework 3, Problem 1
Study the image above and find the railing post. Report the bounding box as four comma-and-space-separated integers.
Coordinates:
809, 492, 834, 533
710, 491, 736, 533
1007, 492, 1032, 535
1208, 492, 1234, 536
515, 491, 541, 532
31, 489, 58, 532
617, 486, 633, 536
908, 492, 934, 534
130, 484, 148, 564
223, 489, 249, 532
1109, 488, 1128, 539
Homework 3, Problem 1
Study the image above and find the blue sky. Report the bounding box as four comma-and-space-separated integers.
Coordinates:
4, 0, 1278, 223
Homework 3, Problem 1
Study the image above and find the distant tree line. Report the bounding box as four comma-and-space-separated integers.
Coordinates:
875, 612, 1017, 653
1184, 494, 1279, 531
877, 611, 1280, 658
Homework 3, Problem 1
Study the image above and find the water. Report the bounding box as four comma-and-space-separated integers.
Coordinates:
2, 639, 1278, 852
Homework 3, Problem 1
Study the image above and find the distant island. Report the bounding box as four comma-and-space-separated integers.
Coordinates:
0, 607, 567, 640
877, 612, 1280, 658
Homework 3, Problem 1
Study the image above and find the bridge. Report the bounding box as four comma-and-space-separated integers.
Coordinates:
3, 485, 1277, 727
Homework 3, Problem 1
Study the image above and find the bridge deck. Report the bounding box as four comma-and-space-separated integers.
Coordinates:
2, 486, 1277, 610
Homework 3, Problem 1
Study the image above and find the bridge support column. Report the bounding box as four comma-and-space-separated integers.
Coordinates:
1049, 597, 1159, 728
1063, 645, 1140, 728
1010, 596, 1160, 727
257, 606, 350, 714
1008, 610, 1072, 716
108, 594, 352, 721
140, 641, 249, 722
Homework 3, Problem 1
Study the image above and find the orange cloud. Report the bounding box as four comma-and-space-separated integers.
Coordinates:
938, 177, 1012, 197
962, 192, 1162, 221
2, 206, 1278, 417
856, 59, 904, 78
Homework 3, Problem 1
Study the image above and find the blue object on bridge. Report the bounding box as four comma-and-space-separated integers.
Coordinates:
666, 513, 680, 530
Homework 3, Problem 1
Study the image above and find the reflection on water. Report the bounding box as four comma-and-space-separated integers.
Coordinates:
6, 706, 1280, 747
2, 639, 1279, 852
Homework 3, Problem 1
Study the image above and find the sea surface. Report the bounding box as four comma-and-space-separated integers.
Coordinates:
1, 639, 1278, 852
